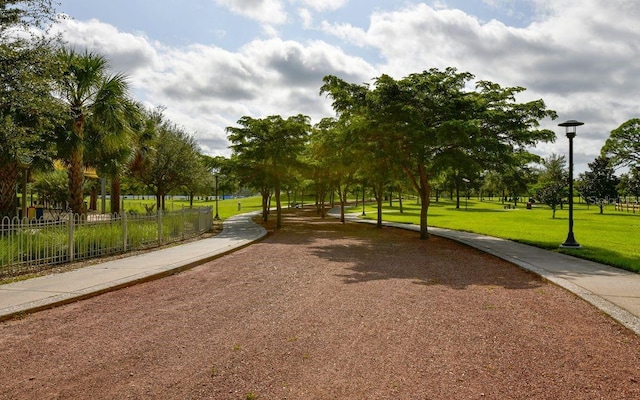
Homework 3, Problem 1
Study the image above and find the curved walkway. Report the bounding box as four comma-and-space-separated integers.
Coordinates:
0, 212, 266, 322
2, 208, 640, 338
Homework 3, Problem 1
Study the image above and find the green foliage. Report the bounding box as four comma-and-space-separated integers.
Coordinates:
227, 114, 311, 228
617, 168, 640, 201
32, 169, 68, 206
577, 156, 619, 214
534, 153, 568, 218
322, 68, 557, 239
0, 1, 64, 218
54, 48, 134, 214
130, 111, 204, 210
602, 118, 640, 168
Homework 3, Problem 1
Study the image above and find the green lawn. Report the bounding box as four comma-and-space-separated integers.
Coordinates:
122, 196, 265, 219
125, 195, 640, 273
348, 198, 640, 273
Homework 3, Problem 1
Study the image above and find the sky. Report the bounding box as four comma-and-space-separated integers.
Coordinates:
49, 0, 640, 174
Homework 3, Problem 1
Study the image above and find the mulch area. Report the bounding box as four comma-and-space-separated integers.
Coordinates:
1, 207, 639, 399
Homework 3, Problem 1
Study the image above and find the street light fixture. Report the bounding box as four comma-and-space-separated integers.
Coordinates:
559, 119, 583, 249
214, 173, 220, 221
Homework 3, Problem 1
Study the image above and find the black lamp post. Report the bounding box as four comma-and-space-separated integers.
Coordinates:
462, 178, 470, 211
214, 174, 220, 221
559, 119, 583, 249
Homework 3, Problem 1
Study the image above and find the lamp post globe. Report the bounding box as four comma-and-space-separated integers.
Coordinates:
559, 119, 583, 249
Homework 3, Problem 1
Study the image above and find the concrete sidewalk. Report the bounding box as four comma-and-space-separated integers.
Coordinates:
330, 210, 640, 336
0, 212, 267, 322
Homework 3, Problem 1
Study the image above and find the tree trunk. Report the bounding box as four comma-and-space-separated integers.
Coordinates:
110, 175, 121, 215
275, 181, 282, 229
68, 147, 86, 215
0, 161, 19, 219
418, 166, 431, 240
261, 190, 269, 222
338, 184, 349, 223
89, 184, 98, 211
374, 182, 384, 228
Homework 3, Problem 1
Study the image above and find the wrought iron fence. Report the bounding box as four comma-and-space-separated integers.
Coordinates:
0, 207, 213, 279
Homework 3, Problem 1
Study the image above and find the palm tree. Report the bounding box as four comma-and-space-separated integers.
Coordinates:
55, 48, 132, 215
84, 100, 142, 215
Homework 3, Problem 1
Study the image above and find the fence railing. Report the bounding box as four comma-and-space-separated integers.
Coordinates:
0, 207, 213, 279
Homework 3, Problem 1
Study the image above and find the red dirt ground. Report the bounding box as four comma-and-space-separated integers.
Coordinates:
1, 208, 639, 399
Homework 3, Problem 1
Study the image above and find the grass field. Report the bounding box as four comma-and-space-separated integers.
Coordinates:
124, 194, 639, 273
348, 198, 640, 273
121, 196, 265, 218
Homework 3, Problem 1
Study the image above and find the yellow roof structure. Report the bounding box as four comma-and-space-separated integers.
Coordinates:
53, 160, 100, 179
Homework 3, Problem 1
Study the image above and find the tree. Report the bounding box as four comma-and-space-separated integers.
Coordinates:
619, 167, 640, 202
602, 118, 640, 168
311, 117, 360, 223
54, 48, 134, 215
83, 99, 142, 214
130, 116, 203, 211
577, 156, 619, 214
227, 114, 311, 229
322, 68, 556, 239
0, 0, 63, 218
32, 169, 68, 209
534, 153, 567, 218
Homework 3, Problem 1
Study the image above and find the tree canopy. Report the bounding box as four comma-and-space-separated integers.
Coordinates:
0, 0, 63, 218
602, 118, 640, 168
578, 156, 619, 214
227, 114, 311, 228
321, 68, 556, 238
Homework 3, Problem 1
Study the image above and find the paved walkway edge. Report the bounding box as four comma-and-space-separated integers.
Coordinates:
0, 212, 267, 322
330, 210, 640, 336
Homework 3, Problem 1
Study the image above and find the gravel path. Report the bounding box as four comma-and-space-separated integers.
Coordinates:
1, 208, 640, 399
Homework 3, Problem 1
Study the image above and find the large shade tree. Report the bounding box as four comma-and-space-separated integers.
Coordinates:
602, 118, 640, 169
227, 114, 311, 229
129, 113, 203, 211
320, 76, 400, 227
0, 0, 63, 218
54, 48, 133, 215
322, 68, 556, 239
577, 156, 619, 214
84, 100, 142, 214
535, 153, 568, 218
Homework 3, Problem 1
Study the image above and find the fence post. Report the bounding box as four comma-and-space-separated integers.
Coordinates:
68, 215, 75, 262
122, 211, 128, 252
181, 206, 185, 240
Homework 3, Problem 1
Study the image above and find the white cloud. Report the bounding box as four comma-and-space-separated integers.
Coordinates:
298, 8, 313, 29
51, 0, 640, 172
51, 18, 161, 78
215, 0, 288, 24
298, 0, 348, 12
52, 17, 377, 157
314, 1, 640, 170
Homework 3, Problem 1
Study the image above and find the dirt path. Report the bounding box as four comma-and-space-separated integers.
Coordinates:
1, 208, 639, 399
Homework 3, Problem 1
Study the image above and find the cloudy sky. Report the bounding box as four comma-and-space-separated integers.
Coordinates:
50, 0, 640, 174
